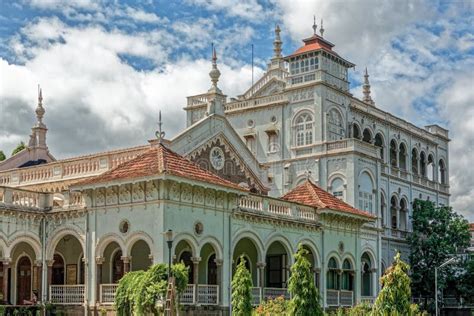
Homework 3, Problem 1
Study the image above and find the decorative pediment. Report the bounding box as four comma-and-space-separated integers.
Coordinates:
252, 77, 285, 98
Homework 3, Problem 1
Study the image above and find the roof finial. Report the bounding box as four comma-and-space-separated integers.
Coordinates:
312, 15, 317, 35
155, 110, 165, 143
362, 68, 375, 105
320, 18, 324, 37
273, 24, 282, 58
35, 84, 45, 125
208, 43, 222, 93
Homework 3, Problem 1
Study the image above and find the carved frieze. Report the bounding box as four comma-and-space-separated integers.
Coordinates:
328, 158, 347, 174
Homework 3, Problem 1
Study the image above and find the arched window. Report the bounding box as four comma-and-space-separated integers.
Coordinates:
352, 124, 361, 139
420, 151, 427, 177
399, 143, 407, 170
52, 254, 65, 285
358, 172, 374, 213
400, 199, 408, 231
294, 113, 313, 146
341, 259, 353, 291
390, 196, 398, 229
327, 109, 344, 140
361, 253, 372, 296
112, 250, 123, 283
427, 154, 434, 181
374, 133, 384, 161
331, 177, 345, 201
362, 128, 372, 143
207, 254, 217, 285
390, 140, 398, 168
411, 148, 419, 174
438, 159, 446, 184
380, 192, 386, 227
327, 257, 339, 290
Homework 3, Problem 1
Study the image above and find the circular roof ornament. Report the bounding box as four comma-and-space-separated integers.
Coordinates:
209, 147, 225, 170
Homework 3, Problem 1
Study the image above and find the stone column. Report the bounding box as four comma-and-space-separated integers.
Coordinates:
47, 260, 54, 300
34, 260, 42, 302
2, 260, 10, 304
257, 262, 266, 304
121, 256, 130, 274
214, 259, 223, 305
313, 267, 321, 289
96, 257, 104, 304
191, 257, 201, 304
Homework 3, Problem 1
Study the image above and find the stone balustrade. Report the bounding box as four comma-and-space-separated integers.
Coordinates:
239, 195, 318, 223
224, 93, 287, 112
0, 186, 52, 210
0, 146, 147, 187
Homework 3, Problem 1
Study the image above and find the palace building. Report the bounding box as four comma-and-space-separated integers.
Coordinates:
0, 22, 450, 314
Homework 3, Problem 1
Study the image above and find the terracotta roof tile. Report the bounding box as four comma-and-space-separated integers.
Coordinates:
281, 180, 375, 219
75, 144, 246, 191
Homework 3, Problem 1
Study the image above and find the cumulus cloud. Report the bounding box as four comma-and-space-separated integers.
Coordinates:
186, 0, 266, 20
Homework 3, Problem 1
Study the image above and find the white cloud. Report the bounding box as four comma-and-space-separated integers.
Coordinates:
186, 0, 266, 20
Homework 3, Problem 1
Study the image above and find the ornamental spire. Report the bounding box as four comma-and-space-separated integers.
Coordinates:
320, 18, 324, 37
273, 24, 282, 58
312, 15, 317, 35
208, 44, 222, 94
155, 110, 165, 143
35, 84, 45, 126
362, 68, 375, 105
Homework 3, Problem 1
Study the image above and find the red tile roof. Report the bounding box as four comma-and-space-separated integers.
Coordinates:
75, 144, 246, 191
281, 180, 375, 219
469, 223, 474, 231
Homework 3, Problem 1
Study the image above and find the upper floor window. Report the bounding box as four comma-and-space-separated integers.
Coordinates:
289, 57, 318, 75
327, 109, 344, 141
358, 172, 374, 213
438, 159, 446, 184
294, 113, 314, 147
331, 177, 345, 201
374, 133, 384, 161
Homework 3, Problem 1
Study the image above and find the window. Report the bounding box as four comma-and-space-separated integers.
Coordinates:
390, 140, 398, 168
327, 257, 339, 290
438, 159, 446, 184
352, 124, 361, 139
341, 259, 353, 291
362, 128, 372, 143
361, 253, 372, 296
294, 113, 313, 146
331, 177, 345, 201
268, 133, 278, 153
427, 154, 434, 181
245, 135, 256, 153
374, 133, 384, 161
380, 193, 386, 227
327, 109, 344, 141
399, 143, 407, 170
420, 152, 427, 177
358, 172, 374, 213
291, 77, 303, 84
399, 199, 408, 231
412, 148, 419, 174
390, 196, 398, 229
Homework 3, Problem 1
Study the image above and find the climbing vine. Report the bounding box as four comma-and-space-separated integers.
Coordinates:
114, 263, 188, 316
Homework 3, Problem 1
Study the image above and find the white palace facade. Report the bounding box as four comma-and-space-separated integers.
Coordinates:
0, 23, 450, 314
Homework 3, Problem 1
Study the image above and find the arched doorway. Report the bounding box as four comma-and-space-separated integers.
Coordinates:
112, 250, 124, 283
17, 256, 32, 305
52, 254, 65, 285
179, 251, 193, 284
265, 241, 289, 288
130, 240, 152, 272
207, 254, 217, 285
233, 237, 259, 286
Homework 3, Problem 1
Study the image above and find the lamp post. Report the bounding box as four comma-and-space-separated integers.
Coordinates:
164, 229, 174, 279
434, 256, 458, 316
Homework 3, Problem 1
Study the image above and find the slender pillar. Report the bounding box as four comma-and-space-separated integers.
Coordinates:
47, 260, 54, 300
191, 257, 201, 304
2, 260, 10, 304
257, 262, 266, 303
215, 259, 223, 304
96, 257, 104, 304
313, 267, 321, 289
122, 256, 130, 274
34, 260, 42, 302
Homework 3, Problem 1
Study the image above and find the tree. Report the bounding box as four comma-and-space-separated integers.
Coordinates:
408, 199, 470, 308
372, 252, 422, 315
231, 255, 253, 316
11, 141, 26, 156
288, 243, 322, 316
0, 151, 5, 161
458, 255, 474, 304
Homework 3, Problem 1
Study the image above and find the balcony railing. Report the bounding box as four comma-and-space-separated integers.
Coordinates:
0, 187, 50, 210
100, 284, 119, 305
197, 285, 219, 305
262, 288, 290, 300
224, 93, 287, 112
361, 296, 375, 305
251, 287, 261, 305
326, 290, 354, 307
239, 196, 318, 223
180, 284, 195, 305
50, 285, 85, 305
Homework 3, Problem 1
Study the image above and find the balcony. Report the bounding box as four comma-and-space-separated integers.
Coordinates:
238, 195, 318, 223
326, 290, 354, 307
99, 284, 119, 305
224, 93, 287, 113
49, 285, 85, 305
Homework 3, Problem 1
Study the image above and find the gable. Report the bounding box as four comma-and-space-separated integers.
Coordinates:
170, 114, 269, 194
252, 77, 285, 98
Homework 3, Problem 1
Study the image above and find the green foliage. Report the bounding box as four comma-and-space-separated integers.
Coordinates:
232, 255, 253, 316
114, 263, 188, 316
11, 142, 26, 156
408, 199, 470, 302
324, 302, 372, 316
254, 296, 289, 315
288, 244, 323, 316
372, 252, 419, 315
0, 151, 5, 161
458, 254, 474, 304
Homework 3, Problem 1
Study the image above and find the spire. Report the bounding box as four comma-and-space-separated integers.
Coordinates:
35, 85, 45, 127
273, 24, 282, 58
362, 68, 375, 105
320, 18, 324, 37
312, 15, 317, 35
208, 44, 222, 94
155, 110, 165, 143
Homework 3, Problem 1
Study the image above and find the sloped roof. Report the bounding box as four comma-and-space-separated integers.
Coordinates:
281, 180, 375, 219
74, 143, 246, 191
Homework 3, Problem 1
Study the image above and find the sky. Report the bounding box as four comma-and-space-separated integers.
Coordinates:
0, 0, 473, 220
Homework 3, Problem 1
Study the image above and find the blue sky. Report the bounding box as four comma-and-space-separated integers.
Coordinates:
0, 0, 473, 220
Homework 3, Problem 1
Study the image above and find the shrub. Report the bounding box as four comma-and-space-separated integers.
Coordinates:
254, 296, 288, 315
231, 255, 253, 316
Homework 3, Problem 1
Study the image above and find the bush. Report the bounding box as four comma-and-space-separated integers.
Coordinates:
231, 256, 253, 316
254, 296, 289, 315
